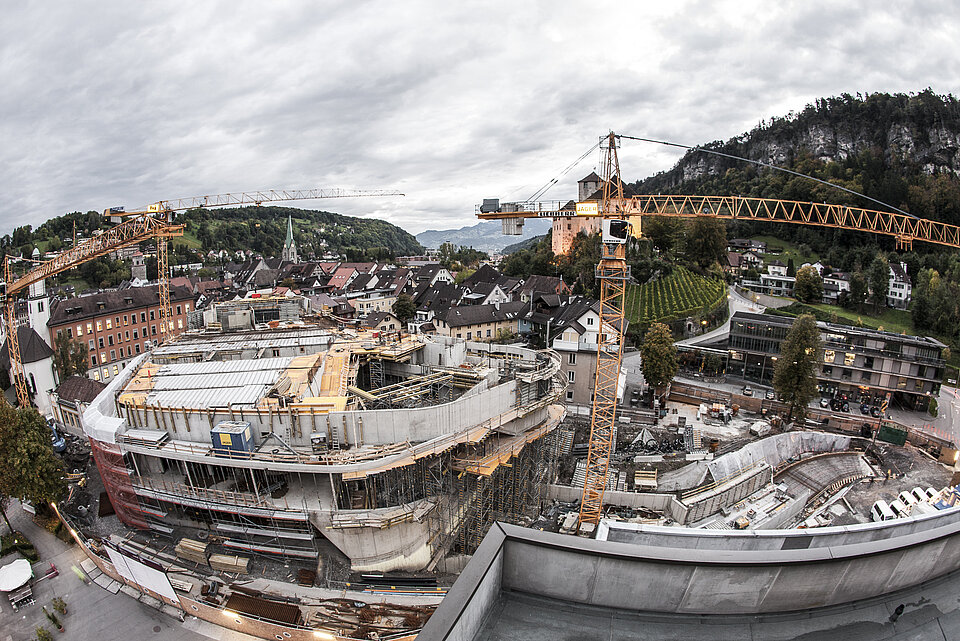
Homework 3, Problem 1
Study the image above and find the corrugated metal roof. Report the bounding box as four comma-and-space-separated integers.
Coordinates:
150, 370, 280, 391
158, 357, 291, 376
146, 384, 267, 408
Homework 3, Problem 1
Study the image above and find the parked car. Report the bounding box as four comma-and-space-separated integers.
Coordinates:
820, 398, 830, 408
741, 386, 753, 396
860, 403, 871, 415
871, 406, 881, 418
765, 389, 775, 400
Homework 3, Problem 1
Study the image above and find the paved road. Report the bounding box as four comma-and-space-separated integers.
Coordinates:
0, 504, 259, 641
675, 286, 765, 347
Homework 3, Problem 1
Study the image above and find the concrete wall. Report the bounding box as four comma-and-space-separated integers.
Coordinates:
708, 431, 852, 480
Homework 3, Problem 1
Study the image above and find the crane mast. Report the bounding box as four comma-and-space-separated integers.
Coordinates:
577, 133, 629, 530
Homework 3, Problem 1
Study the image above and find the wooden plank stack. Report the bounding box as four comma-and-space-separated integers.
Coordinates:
209, 554, 249, 574
175, 538, 209, 565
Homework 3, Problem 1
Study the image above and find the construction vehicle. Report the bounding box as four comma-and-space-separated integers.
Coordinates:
477, 131, 960, 532
3, 188, 402, 408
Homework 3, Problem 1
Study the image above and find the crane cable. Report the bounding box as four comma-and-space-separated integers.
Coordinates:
617, 134, 920, 221
526, 140, 602, 202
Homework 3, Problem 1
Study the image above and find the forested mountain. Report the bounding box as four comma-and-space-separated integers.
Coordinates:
2, 206, 422, 263
633, 89, 960, 347
180, 206, 422, 260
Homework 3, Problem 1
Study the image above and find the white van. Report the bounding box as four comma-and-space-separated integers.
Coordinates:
899, 490, 919, 507
912, 487, 929, 503
890, 499, 911, 518
926, 487, 940, 501
872, 500, 896, 522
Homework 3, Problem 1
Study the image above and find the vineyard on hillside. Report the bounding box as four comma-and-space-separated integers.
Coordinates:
624, 267, 727, 326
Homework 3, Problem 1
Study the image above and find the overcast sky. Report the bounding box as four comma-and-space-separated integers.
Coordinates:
1, 1, 957, 239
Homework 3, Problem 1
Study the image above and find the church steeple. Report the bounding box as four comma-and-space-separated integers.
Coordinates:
282, 215, 298, 263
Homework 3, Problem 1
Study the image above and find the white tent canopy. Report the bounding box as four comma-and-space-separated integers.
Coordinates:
0, 558, 32, 591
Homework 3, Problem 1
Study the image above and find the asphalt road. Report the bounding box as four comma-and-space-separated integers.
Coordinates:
0, 504, 259, 641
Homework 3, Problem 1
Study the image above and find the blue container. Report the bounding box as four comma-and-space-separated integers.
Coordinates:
211, 421, 254, 457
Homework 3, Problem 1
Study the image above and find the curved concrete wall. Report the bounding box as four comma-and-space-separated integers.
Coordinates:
496, 507, 960, 614
708, 430, 853, 479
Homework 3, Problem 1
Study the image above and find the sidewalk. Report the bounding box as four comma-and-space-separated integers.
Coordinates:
0, 503, 260, 641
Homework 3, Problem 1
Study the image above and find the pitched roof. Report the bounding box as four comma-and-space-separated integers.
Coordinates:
49, 284, 194, 326
438, 301, 527, 328
461, 264, 501, 288
55, 375, 106, 403
520, 274, 570, 297
0, 326, 54, 367
363, 311, 400, 328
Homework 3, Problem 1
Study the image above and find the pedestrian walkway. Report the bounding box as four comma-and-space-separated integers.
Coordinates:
0, 503, 260, 641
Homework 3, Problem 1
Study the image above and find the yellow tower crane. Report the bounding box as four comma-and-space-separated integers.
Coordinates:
477, 131, 960, 532
3, 187, 402, 407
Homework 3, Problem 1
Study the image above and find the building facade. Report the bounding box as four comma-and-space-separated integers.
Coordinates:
727, 311, 944, 411
48, 285, 194, 384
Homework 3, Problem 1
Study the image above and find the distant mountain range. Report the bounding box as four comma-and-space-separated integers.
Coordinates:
416, 219, 552, 253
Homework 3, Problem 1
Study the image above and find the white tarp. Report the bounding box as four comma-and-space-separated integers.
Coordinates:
0, 558, 32, 591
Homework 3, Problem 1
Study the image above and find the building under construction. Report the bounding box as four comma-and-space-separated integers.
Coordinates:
82, 322, 565, 572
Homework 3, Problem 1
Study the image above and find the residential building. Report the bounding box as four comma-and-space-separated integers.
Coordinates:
47, 284, 194, 384
50, 375, 106, 435
888, 262, 912, 309
728, 238, 768, 253
433, 302, 527, 341
518, 275, 572, 302
727, 311, 944, 411
361, 311, 402, 332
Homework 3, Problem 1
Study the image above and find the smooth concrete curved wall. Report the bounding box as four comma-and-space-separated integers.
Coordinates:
708, 430, 853, 479
497, 508, 960, 615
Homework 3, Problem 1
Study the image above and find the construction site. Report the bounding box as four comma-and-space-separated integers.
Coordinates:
78, 319, 565, 577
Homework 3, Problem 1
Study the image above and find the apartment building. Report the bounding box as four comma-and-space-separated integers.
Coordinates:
47, 285, 194, 383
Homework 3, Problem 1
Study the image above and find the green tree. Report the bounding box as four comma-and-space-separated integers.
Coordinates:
52, 332, 88, 380
772, 314, 821, 422
640, 322, 678, 392
794, 265, 823, 303
868, 254, 890, 312
684, 217, 727, 270
0, 406, 67, 508
846, 271, 868, 312
392, 294, 416, 322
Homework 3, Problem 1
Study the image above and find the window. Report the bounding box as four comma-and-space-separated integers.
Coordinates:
123, 315, 128, 326
101, 352, 106, 363
466, 332, 472, 339
860, 371, 871, 382
106, 319, 112, 329
115, 316, 120, 326
566, 390, 574, 401
86, 323, 93, 333
127, 346, 132, 357
125, 331, 129, 340
102, 367, 109, 380
38, 301, 43, 312
76, 325, 83, 336
88, 339, 94, 352
486, 329, 491, 337
150, 310, 155, 321
823, 350, 836, 364
96, 321, 102, 331
98, 338, 104, 348
110, 349, 116, 360
569, 353, 577, 365
568, 370, 576, 383
108, 335, 113, 346
133, 329, 138, 339
135, 344, 141, 354
586, 317, 594, 326
822, 365, 833, 376
844, 352, 856, 366
151, 325, 157, 335
93, 370, 99, 381
177, 319, 183, 329
116, 332, 121, 344
113, 365, 119, 375
140, 312, 146, 323
185, 303, 191, 313
176, 305, 182, 315
91, 355, 97, 365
